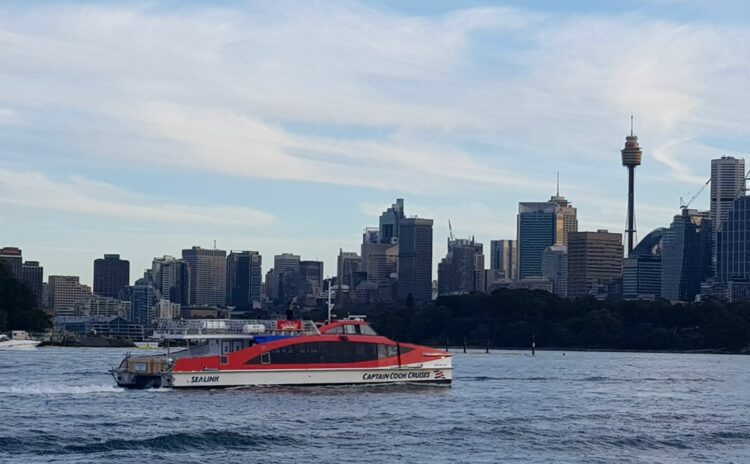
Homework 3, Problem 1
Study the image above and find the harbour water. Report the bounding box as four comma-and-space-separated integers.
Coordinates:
1, 348, 749, 463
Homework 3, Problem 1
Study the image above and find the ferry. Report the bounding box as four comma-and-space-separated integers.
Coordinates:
110, 317, 452, 389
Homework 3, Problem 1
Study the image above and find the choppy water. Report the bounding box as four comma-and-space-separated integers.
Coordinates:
1, 348, 749, 463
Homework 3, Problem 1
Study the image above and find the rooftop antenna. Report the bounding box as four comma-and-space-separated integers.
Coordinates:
213, 239, 216, 250
556, 171, 560, 196
630, 115, 634, 136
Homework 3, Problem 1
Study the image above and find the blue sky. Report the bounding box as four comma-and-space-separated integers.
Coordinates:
2, 0, 749, 285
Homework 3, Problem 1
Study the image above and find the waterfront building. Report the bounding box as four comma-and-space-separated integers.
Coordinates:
379, 198, 405, 244
226, 251, 262, 309
622, 228, 665, 300
93, 254, 130, 298
437, 238, 484, 296
517, 195, 577, 280
490, 240, 518, 281
182, 246, 227, 307
567, 230, 623, 298
0, 247, 22, 279
661, 209, 712, 302
155, 299, 181, 320
21, 261, 44, 307
75, 296, 131, 318
48, 275, 92, 314
541, 245, 567, 297
150, 256, 190, 306
398, 217, 434, 303
711, 156, 745, 259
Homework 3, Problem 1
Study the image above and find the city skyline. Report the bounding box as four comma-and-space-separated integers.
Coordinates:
3, 1, 750, 284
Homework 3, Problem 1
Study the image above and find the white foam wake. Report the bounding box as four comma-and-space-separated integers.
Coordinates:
0, 383, 123, 395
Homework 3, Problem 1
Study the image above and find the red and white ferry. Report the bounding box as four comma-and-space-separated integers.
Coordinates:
111, 317, 452, 389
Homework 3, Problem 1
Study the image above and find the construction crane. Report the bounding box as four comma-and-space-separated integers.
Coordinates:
680, 178, 710, 210
448, 220, 456, 241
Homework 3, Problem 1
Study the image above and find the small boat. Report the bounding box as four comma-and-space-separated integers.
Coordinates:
110, 317, 452, 389
0, 331, 41, 350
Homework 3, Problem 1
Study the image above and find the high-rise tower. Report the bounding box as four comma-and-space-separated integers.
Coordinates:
621, 117, 642, 256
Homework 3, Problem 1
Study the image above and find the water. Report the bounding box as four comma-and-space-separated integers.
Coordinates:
1, 348, 749, 463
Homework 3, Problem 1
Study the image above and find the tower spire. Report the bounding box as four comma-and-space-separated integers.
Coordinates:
630, 115, 634, 136
556, 171, 560, 197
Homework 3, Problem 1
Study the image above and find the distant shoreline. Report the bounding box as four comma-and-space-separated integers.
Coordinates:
444, 346, 749, 355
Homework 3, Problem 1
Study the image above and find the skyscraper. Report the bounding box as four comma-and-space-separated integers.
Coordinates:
437, 238, 485, 296
271, 253, 301, 303
150, 256, 190, 306
93, 254, 130, 298
338, 250, 362, 301
717, 197, 750, 284
379, 198, 405, 244
226, 251, 262, 309
661, 209, 712, 302
711, 156, 745, 264
0, 247, 22, 279
182, 246, 227, 306
517, 193, 577, 280
622, 228, 665, 300
131, 277, 162, 324
541, 245, 567, 297
567, 230, 623, 298
48, 275, 92, 314
490, 239, 518, 281
21, 261, 44, 307
398, 217, 433, 303
298, 260, 324, 302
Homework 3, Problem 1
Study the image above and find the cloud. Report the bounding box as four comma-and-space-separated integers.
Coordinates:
0, 168, 274, 227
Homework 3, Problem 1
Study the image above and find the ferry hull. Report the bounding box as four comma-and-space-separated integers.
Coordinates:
167, 366, 452, 388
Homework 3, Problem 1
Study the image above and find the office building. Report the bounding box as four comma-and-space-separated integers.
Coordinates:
299, 260, 324, 303
437, 238, 485, 296
567, 230, 623, 298
0, 247, 22, 279
182, 246, 227, 307
48, 275, 92, 314
379, 198, 405, 244
661, 209, 712, 302
541, 245, 567, 297
711, 156, 745, 241
93, 254, 130, 298
226, 251, 262, 309
717, 196, 750, 284
150, 256, 190, 306
130, 277, 162, 324
622, 228, 665, 300
269, 253, 301, 303
21, 261, 44, 307
75, 296, 131, 318
398, 217, 433, 303
490, 240, 518, 281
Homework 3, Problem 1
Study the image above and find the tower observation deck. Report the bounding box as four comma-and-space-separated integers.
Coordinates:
621, 117, 642, 255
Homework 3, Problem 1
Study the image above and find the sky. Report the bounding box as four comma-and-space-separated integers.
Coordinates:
2, 0, 750, 286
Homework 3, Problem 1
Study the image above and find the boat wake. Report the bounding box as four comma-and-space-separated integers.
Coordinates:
0, 383, 123, 395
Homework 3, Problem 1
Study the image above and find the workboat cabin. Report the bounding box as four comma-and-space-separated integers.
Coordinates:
111, 317, 452, 389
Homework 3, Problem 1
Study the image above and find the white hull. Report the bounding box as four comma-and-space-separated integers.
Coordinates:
0, 340, 41, 351
168, 362, 452, 388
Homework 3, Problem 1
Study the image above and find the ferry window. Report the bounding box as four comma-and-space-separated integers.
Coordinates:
360, 325, 378, 336
343, 324, 357, 335
220, 355, 228, 365
327, 326, 345, 334
261, 352, 270, 364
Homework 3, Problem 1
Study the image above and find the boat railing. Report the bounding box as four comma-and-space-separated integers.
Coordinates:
152, 319, 320, 339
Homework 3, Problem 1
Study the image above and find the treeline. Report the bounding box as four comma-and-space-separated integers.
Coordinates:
343, 289, 750, 352
0, 263, 50, 332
